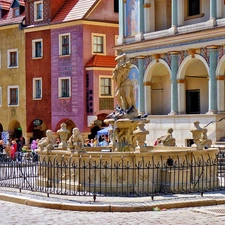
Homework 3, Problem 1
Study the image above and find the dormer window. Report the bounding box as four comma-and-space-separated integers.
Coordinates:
34, 1, 43, 21
13, 8, 20, 17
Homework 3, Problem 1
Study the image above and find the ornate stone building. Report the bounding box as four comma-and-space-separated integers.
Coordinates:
115, 0, 225, 146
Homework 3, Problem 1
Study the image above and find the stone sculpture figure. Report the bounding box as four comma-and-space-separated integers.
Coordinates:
38, 129, 54, 150
199, 127, 212, 149
157, 128, 176, 146
191, 121, 212, 150
113, 54, 137, 113
57, 122, 70, 148
67, 127, 84, 150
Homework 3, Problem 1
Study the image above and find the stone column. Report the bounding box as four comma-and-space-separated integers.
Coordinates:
117, 0, 125, 45
207, 46, 218, 114
169, 52, 179, 115
135, 0, 144, 41
207, 0, 217, 27
217, 75, 225, 113
138, 57, 145, 114
169, 0, 178, 34
144, 82, 151, 114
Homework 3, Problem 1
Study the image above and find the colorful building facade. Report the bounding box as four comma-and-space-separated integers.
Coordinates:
24, 0, 118, 142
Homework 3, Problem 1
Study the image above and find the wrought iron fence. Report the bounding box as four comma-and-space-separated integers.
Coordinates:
0, 152, 224, 197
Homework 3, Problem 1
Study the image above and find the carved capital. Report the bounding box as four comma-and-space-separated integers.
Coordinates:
169, 51, 179, 55
206, 45, 219, 50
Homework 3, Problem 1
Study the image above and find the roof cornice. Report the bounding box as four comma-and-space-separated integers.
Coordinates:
0, 24, 19, 31
85, 67, 114, 71
115, 26, 225, 56
24, 19, 118, 33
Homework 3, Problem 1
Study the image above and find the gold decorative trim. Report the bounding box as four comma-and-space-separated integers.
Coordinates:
216, 76, 225, 80
136, 55, 145, 59
144, 82, 151, 86
177, 79, 185, 83
153, 54, 160, 62
188, 49, 197, 58
169, 51, 179, 55
143, 4, 151, 8
206, 45, 219, 49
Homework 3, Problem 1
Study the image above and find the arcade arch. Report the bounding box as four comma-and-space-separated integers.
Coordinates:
177, 54, 209, 114
144, 59, 171, 115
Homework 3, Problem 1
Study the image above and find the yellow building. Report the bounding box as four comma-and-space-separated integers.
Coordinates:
0, 1, 26, 143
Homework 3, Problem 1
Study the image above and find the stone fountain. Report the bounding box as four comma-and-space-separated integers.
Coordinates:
35, 54, 219, 195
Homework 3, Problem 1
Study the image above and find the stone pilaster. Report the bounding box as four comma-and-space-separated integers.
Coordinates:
207, 46, 218, 114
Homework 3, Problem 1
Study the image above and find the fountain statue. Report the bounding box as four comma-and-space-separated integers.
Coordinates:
156, 128, 176, 147
38, 129, 54, 151
57, 122, 70, 148
191, 121, 212, 150
104, 53, 149, 152
67, 127, 85, 152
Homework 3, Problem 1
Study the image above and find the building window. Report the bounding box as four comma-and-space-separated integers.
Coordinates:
92, 34, 106, 54
8, 49, 18, 68
8, 86, 19, 106
33, 78, 42, 99
34, 1, 43, 21
14, 8, 20, 17
100, 77, 112, 96
188, 0, 200, 17
114, 0, 119, 13
32, 39, 43, 58
59, 34, 70, 56
58, 77, 71, 98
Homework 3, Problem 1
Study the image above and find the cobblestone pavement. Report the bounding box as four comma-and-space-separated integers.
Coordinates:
0, 200, 225, 225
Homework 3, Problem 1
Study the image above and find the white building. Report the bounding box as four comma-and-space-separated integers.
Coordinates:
116, 0, 225, 146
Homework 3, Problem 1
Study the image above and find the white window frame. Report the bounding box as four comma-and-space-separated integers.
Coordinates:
0, 87, 2, 107
7, 49, 18, 68
32, 39, 43, 58
33, 78, 42, 99
58, 77, 71, 98
92, 33, 106, 55
59, 33, 71, 56
34, 1, 43, 21
8, 85, 19, 106
99, 76, 114, 98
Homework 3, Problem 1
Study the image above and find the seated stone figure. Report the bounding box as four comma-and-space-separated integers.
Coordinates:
67, 127, 84, 150
38, 129, 54, 150
157, 128, 176, 146
199, 128, 212, 149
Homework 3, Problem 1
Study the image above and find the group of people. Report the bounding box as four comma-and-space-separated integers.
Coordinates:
0, 137, 25, 161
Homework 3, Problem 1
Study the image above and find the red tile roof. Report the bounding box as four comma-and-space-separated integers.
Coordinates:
0, 0, 25, 26
0, 0, 11, 10
52, 0, 99, 23
86, 55, 117, 68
